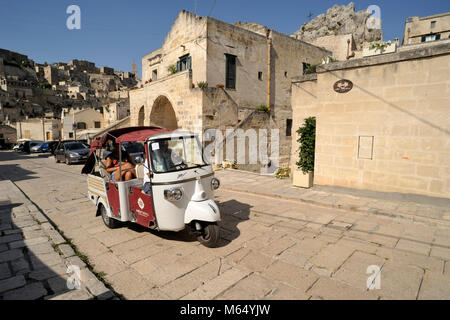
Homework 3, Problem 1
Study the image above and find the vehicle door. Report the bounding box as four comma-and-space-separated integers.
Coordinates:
56, 143, 65, 161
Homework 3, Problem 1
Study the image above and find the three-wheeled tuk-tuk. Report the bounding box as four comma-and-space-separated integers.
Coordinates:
81, 126, 221, 247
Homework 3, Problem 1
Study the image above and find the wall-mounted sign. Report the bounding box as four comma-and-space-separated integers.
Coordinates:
333, 79, 353, 93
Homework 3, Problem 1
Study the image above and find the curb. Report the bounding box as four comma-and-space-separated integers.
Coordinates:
9, 180, 119, 300
220, 186, 450, 227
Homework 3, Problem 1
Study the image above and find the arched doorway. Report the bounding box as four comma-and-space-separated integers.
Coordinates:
138, 106, 145, 126
149, 96, 178, 130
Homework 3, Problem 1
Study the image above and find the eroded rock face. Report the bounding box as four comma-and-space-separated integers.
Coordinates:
291, 2, 382, 50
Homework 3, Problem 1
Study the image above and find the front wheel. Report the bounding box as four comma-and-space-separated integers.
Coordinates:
197, 223, 220, 248
55, 156, 60, 163
100, 205, 119, 229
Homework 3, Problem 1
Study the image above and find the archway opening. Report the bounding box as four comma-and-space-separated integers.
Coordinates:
149, 96, 178, 130
138, 106, 145, 126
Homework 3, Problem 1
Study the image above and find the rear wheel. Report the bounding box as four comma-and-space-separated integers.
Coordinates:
100, 205, 119, 229
197, 223, 220, 248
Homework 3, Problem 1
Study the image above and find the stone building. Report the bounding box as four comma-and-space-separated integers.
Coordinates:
402, 11, 450, 45
61, 108, 104, 140
130, 10, 331, 170
0, 124, 17, 146
291, 43, 450, 198
103, 100, 130, 126
15, 118, 61, 141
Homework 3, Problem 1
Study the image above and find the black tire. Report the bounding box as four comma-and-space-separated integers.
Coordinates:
65, 157, 71, 165
197, 223, 220, 248
100, 205, 119, 229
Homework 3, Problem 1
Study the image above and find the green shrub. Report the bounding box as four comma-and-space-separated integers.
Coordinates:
296, 117, 316, 174
303, 64, 318, 75
197, 81, 208, 89
256, 105, 269, 112
168, 64, 177, 75
275, 167, 291, 179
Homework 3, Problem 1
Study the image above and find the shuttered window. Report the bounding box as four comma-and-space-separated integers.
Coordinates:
225, 54, 236, 89
177, 55, 191, 72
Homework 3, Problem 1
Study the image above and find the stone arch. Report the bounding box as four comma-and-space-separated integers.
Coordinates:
138, 106, 145, 126
149, 95, 178, 130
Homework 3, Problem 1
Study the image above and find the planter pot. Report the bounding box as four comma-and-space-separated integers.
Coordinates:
293, 170, 313, 188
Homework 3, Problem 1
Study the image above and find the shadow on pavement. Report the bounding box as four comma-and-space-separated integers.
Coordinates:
0, 199, 92, 300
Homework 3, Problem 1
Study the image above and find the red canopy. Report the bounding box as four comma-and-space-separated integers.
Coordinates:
116, 128, 172, 143
82, 126, 171, 174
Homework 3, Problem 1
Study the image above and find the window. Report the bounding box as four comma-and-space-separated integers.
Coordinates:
422, 34, 440, 42
302, 63, 311, 75
225, 54, 236, 89
152, 69, 158, 81
77, 122, 87, 130
94, 121, 101, 128
176, 54, 191, 72
286, 119, 293, 137
69, 132, 73, 138
431, 21, 436, 29
258, 72, 263, 81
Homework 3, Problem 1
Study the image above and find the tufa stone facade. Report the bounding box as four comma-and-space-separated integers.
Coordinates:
291, 43, 450, 198
130, 10, 331, 170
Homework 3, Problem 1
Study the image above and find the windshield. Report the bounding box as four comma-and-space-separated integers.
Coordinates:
66, 143, 87, 150
149, 136, 206, 173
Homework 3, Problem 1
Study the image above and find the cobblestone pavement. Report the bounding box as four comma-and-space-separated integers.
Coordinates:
0, 179, 114, 300
0, 151, 449, 300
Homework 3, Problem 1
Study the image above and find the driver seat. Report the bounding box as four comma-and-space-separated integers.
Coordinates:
135, 164, 145, 180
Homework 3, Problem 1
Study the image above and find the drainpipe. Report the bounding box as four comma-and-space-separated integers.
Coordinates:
266, 29, 272, 113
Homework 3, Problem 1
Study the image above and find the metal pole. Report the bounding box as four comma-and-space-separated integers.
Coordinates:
266, 29, 272, 113
119, 142, 122, 182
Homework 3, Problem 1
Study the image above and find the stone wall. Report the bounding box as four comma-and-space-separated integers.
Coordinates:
291, 44, 450, 198
16, 119, 60, 141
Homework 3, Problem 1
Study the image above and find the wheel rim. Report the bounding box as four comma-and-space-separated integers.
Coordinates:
102, 208, 109, 224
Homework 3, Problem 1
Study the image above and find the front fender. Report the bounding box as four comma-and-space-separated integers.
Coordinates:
184, 199, 221, 224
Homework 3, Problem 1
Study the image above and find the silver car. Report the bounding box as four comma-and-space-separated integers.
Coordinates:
54, 141, 90, 165
30, 141, 44, 153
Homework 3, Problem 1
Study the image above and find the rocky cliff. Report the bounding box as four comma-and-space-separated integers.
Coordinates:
291, 2, 382, 50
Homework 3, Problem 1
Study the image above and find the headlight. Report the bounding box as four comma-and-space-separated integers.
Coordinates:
164, 187, 183, 201
69, 152, 79, 157
211, 178, 220, 190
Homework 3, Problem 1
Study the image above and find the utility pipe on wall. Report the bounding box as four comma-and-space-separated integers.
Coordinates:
266, 29, 272, 113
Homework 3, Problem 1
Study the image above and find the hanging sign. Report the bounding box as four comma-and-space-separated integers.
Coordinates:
333, 79, 353, 93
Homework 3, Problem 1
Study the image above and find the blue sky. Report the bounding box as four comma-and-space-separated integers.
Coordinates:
0, 0, 449, 77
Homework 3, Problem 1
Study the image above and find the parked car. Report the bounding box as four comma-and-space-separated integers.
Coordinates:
13, 144, 23, 151
23, 140, 44, 154
54, 141, 91, 165
30, 142, 44, 153
39, 141, 58, 153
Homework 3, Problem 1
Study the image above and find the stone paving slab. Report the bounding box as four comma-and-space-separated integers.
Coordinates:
0, 179, 114, 300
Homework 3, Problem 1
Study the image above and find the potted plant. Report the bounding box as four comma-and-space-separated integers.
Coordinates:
293, 117, 316, 188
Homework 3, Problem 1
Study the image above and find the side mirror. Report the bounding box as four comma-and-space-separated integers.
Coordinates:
135, 156, 145, 164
